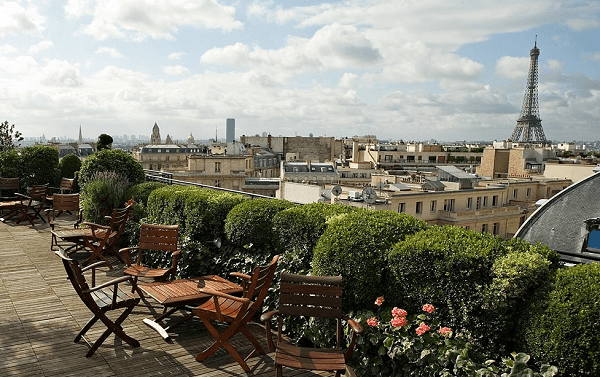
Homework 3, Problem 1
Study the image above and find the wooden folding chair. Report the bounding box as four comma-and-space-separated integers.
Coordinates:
192, 255, 280, 372
80, 205, 132, 268
261, 273, 364, 377
55, 248, 140, 357
121, 223, 180, 296
2, 185, 48, 225
47, 178, 76, 215
0, 177, 20, 220
46, 193, 81, 251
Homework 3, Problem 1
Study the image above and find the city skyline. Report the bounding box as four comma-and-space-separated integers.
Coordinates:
1, 1, 599, 142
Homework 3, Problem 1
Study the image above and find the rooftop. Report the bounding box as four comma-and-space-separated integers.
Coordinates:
0, 218, 333, 376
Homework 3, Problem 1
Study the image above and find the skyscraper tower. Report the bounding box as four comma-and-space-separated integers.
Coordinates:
226, 118, 235, 143
510, 39, 547, 144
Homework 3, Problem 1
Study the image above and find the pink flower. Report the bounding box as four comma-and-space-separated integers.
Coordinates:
439, 327, 453, 337
375, 296, 385, 306
416, 323, 431, 336
392, 307, 407, 318
367, 317, 378, 327
422, 304, 435, 313
391, 316, 407, 327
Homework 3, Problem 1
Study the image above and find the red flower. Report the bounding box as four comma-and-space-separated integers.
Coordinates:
416, 323, 431, 336
439, 327, 453, 337
367, 317, 378, 327
375, 296, 385, 306
422, 304, 435, 313
391, 316, 407, 327
392, 307, 407, 318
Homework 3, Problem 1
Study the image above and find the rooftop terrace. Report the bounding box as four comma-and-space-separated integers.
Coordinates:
0, 217, 334, 377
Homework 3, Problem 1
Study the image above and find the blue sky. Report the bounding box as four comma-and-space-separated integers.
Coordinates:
1, 0, 599, 143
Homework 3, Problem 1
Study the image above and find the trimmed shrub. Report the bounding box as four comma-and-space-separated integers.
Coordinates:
272, 202, 358, 274
312, 209, 427, 312
122, 181, 167, 245
78, 149, 144, 190
386, 225, 558, 356
144, 185, 247, 278
59, 153, 82, 179
0, 149, 21, 179
80, 172, 130, 224
519, 263, 600, 376
20, 145, 60, 187
225, 198, 297, 254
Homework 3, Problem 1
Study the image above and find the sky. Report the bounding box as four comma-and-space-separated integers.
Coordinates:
1, 0, 599, 143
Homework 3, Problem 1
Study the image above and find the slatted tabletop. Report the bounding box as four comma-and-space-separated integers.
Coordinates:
0, 216, 339, 377
140, 275, 243, 306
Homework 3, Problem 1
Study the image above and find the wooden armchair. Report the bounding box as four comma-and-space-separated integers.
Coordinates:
46, 193, 81, 250
47, 178, 76, 215
1, 184, 48, 225
80, 205, 132, 268
55, 248, 140, 357
261, 273, 364, 377
0, 177, 19, 201
192, 255, 280, 372
121, 223, 180, 296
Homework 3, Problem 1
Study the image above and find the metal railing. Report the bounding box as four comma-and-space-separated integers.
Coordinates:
143, 169, 273, 200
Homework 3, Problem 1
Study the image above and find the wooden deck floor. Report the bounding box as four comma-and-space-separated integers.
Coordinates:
0, 216, 337, 377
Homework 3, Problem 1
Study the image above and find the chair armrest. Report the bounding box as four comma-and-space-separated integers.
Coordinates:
230, 272, 251, 281
260, 310, 279, 323
342, 315, 364, 360
119, 246, 139, 266
84, 275, 132, 293
171, 250, 181, 278
81, 260, 109, 272
343, 315, 364, 334
260, 310, 280, 352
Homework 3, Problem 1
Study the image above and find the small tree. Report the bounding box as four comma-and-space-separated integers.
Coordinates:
78, 149, 145, 189
20, 145, 60, 187
97, 134, 113, 151
0, 120, 23, 152
59, 154, 82, 179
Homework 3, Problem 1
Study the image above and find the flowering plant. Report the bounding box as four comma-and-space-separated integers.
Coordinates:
350, 296, 558, 377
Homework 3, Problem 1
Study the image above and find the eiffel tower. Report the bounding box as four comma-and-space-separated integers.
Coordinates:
510, 38, 548, 144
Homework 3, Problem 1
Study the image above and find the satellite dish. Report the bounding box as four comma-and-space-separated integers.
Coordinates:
331, 185, 342, 196
362, 187, 377, 204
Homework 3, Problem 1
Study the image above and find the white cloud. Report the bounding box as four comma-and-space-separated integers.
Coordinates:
563, 17, 600, 31
29, 40, 54, 53
0, 2, 45, 36
168, 52, 186, 60
81, 0, 243, 41
586, 52, 600, 63
495, 56, 529, 81
40, 60, 83, 87
95, 46, 123, 58
163, 65, 189, 76
64, 0, 94, 19
0, 44, 18, 55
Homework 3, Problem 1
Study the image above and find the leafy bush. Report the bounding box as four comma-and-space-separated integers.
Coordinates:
144, 185, 247, 278
78, 149, 144, 190
59, 153, 82, 179
0, 149, 21, 179
386, 226, 558, 356
272, 202, 358, 274
312, 209, 427, 313
225, 198, 297, 255
519, 263, 600, 376
122, 181, 167, 244
80, 171, 130, 224
20, 145, 60, 187
352, 297, 558, 377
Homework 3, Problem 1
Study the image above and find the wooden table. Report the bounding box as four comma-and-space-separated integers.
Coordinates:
139, 275, 243, 340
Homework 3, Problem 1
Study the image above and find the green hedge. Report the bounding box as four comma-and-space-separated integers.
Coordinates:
312, 209, 427, 312
272, 202, 358, 274
20, 145, 60, 187
80, 172, 130, 224
59, 154, 82, 180
144, 185, 247, 278
386, 225, 558, 356
78, 149, 144, 189
519, 263, 600, 376
225, 198, 297, 254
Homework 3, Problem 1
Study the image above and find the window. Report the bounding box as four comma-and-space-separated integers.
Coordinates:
398, 203, 406, 213
492, 195, 498, 206
483, 196, 488, 207
493, 222, 500, 235
464, 226, 470, 230
481, 223, 488, 233
467, 197, 472, 209
476, 196, 481, 210
443, 199, 455, 212
384, 155, 393, 162
430, 200, 437, 212
513, 189, 518, 198
215, 180, 220, 187
416, 201, 423, 214
215, 162, 221, 172
546, 187, 551, 197
526, 188, 531, 197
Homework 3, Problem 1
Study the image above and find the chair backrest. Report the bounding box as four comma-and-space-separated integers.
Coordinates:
52, 193, 80, 212
244, 255, 280, 303
278, 273, 343, 319
58, 178, 75, 193
29, 185, 48, 200
106, 205, 132, 243
136, 223, 179, 264
0, 177, 19, 199
55, 249, 95, 308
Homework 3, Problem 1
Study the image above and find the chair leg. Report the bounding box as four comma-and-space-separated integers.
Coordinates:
239, 324, 266, 356
85, 304, 140, 357
196, 318, 251, 372
75, 315, 101, 342
276, 365, 283, 377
